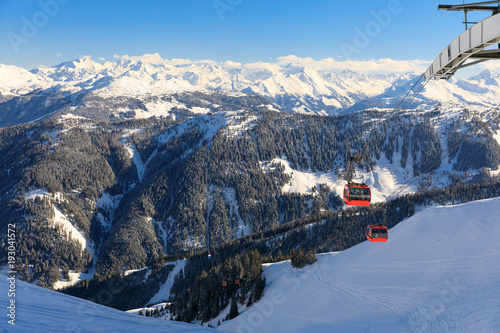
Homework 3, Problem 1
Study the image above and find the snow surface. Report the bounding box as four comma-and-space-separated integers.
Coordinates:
270, 157, 337, 195
220, 198, 500, 333
53, 269, 95, 290
147, 260, 186, 305
149, 217, 169, 253
120, 130, 146, 182
52, 206, 93, 253
96, 192, 123, 232
0, 276, 223, 333
24, 189, 63, 201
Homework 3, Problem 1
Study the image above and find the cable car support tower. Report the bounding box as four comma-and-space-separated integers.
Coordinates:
427, 1, 500, 80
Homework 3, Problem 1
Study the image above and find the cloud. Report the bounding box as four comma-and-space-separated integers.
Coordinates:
276, 55, 430, 73
98, 57, 106, 61
224, 60, 242, 67
243, 61, 282, 72
478, 61, 500, 71
114, 53, 166, 65
56, 53, 62, 57
104, 53, 431, 73
167, 58, 193, 66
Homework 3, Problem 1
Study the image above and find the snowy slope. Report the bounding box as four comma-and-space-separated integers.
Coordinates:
0, 275, 224, 333
219, 198, 500, 333
147, 259, 186, 305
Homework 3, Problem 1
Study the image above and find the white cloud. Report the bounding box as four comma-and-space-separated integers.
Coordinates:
224, 60, 242, 67
243, 61, 282, 72
56, 53, 62, 57
98, 57, 106, 61
99, 53, 431, 74
276, 55, 430, 73
166, 58, 193, 66
478, 61, 500, 71
113, 53, 165, 64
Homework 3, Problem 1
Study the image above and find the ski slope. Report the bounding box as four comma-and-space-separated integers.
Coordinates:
0, 277, 224, 333
219, 198, 500, 333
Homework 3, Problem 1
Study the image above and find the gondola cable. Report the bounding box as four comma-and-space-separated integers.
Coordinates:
266, 75, 432, 254
265, 98, 499, 255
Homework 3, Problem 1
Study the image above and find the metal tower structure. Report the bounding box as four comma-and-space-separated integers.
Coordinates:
425, 1, 500, 80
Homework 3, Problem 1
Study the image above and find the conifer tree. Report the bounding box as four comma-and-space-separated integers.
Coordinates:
228, 296, 239, 319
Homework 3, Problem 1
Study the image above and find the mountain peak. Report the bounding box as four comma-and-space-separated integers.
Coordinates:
55, 56, 104, 71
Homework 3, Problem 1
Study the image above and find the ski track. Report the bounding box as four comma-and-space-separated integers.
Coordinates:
309, 263, 406, 333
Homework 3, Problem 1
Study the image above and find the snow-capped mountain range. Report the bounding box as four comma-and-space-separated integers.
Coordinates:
2, 53, 500, 126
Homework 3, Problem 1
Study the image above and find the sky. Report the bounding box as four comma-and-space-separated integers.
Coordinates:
0, 0, 496, 75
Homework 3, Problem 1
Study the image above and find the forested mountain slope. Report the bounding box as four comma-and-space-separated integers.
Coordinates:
0, 104, 499, 287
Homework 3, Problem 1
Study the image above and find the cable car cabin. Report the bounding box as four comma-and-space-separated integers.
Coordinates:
235, 279, 240, 285
343, 184, 371, 207
366, 225, 388, 242
222, 281, 227, 287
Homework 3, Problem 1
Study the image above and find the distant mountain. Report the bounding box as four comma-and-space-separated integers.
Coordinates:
3, 55, 500, 127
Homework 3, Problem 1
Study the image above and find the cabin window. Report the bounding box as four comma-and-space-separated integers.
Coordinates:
360, 188, 370, 201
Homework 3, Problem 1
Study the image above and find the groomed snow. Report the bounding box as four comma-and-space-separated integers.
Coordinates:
147, 260, 186, 306
0, 276, 224, 333
220, 197, 500, 333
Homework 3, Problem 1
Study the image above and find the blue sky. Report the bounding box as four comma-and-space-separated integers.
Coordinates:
0, 0, 492, 73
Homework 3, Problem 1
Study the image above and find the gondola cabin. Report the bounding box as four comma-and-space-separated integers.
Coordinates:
366, 225, 388, 242
235, 279, 240, 285
222, 281, 227, 287
343, 184, 371, 207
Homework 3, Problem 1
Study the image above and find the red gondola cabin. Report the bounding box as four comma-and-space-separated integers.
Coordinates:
366, 224, 388, 242
235, 279, 240, 285
222, 281, 227, 287
343, 184, 371, 207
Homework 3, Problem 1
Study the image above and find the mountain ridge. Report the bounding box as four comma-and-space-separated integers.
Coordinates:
3, 54, 500, 127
